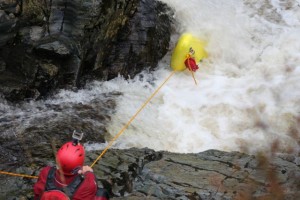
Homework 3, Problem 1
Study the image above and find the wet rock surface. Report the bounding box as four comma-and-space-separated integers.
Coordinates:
0, 0, 172, 102
0, 91, 117, 169
1, 148, 299, 199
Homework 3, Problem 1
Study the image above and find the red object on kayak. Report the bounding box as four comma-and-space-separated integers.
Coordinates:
184, 56, 199, 72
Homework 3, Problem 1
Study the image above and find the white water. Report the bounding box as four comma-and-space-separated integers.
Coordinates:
101, 0, 300, 154
2, 0, 300, 155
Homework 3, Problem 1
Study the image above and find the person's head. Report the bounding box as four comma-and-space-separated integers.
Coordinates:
56, 141, 85, 175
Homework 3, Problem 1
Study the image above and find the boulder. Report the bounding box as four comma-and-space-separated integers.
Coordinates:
1, 148, 299, 199
0, 0, 173, 102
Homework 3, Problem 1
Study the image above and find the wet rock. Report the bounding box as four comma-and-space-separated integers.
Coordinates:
102, 149, 299, 200
0, 9, 10, 22
5, 87, 40, 102
0, 0, 173, 102
0, 58, 5, 71
0, 0, 21, 15
0, 11, 17, 46
1, 149, 299, 199
35, 41, 71, 58
82, 0, 172, 81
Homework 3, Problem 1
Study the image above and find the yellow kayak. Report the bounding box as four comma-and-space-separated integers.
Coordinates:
171, 33, 207, 71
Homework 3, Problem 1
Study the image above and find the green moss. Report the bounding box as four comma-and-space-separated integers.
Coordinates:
22, 0, 46, 23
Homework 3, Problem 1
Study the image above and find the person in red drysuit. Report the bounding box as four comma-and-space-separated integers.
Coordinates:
33, 140, 109, 200
184, 47, 199, 72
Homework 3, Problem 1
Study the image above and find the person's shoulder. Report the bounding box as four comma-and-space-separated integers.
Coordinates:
39, 166, 54, 176
74, 172, 97, 198
83, 171, 96, 180
41, 166, 53, 171
81, 171, 97, 189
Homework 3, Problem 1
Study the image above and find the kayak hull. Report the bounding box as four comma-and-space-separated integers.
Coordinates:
171, 33, 207, 71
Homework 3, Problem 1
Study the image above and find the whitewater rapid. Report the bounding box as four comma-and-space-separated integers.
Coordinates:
1, 0, 300, 155
102, 0, 300, 154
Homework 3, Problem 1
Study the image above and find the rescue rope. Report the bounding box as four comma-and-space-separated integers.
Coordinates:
1, 70, 176, 178
0, 170, 38, 179
90, 70, 176, 168
190, 71, 197, 85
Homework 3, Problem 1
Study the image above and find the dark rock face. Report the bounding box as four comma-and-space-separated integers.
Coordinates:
82, 0, 172, 81
0, 0, 172, 102
1, 148, 299, 199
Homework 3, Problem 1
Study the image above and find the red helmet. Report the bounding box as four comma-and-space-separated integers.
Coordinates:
56, 141, 85, 175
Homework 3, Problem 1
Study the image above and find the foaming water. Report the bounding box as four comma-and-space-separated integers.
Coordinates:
1, 0, 299, 155
104, 0, 300, 154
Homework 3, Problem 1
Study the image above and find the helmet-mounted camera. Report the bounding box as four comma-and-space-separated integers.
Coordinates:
72, 130, 83, 146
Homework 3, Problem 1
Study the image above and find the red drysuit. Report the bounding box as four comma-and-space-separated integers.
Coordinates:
34, 166, 97, 200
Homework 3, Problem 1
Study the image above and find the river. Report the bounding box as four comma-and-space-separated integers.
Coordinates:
1, 0, 300, 155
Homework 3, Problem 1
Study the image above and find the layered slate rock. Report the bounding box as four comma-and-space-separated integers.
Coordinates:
1, 148, 299, 199
0, 0, 172, 102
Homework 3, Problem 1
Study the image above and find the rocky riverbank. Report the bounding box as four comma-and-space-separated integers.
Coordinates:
1, 148, 300, 199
